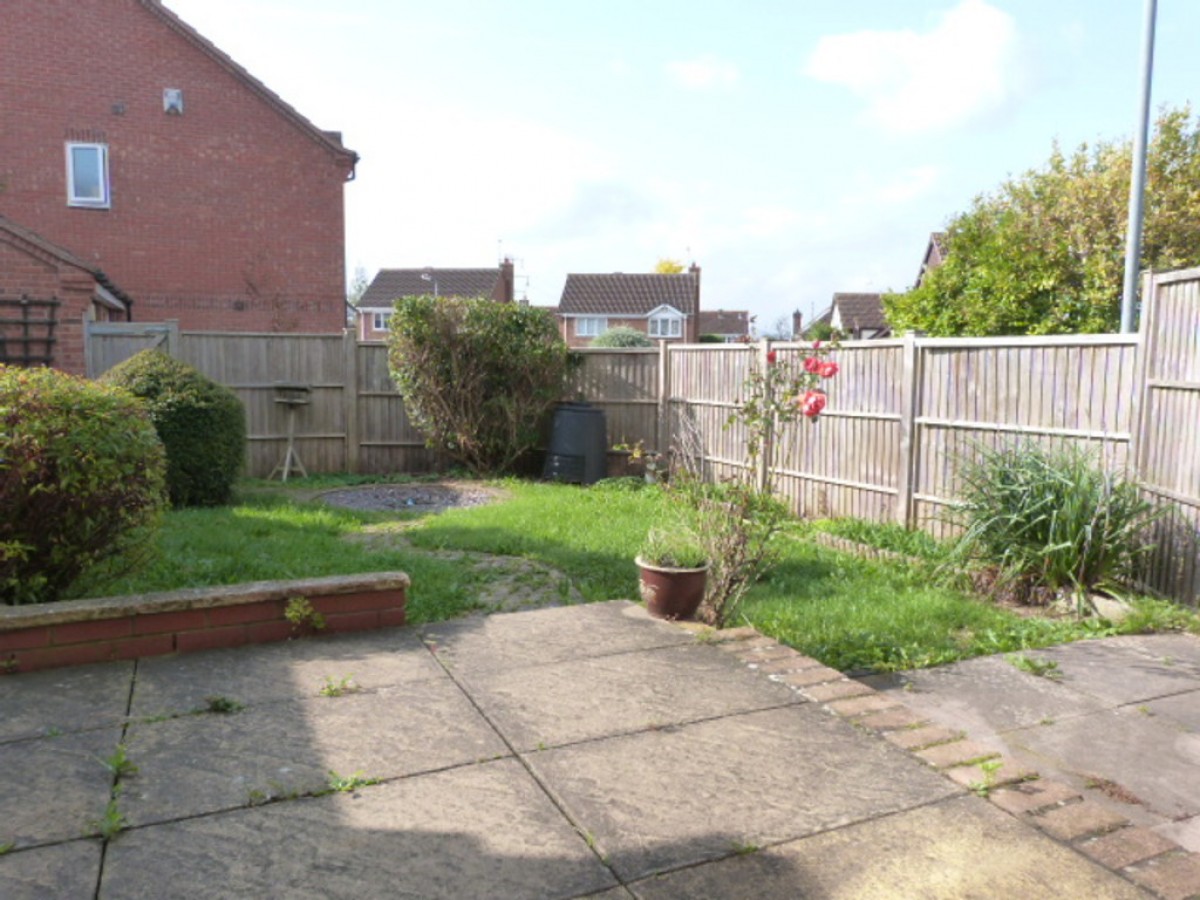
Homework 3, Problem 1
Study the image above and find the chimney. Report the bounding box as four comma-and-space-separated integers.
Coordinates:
792, 308, 803, 340
688, 262, 701, 311
499, 257, 515, 303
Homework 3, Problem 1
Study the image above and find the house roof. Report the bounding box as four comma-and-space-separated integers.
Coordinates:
361, 268, 503, 307
915, 231, 947, 287
698, 309, 749, 335
558, 272, 699, 316
141, 1, 357, 171
832, 293, 889, 331
0, 215, 132, 310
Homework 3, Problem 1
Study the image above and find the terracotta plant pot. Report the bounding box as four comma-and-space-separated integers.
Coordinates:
635, 555, 708, 621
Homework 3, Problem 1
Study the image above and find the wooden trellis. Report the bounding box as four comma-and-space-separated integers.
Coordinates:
0, 295, 59, 367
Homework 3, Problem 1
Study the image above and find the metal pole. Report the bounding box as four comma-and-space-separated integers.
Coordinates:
1120, 0, 1157, 333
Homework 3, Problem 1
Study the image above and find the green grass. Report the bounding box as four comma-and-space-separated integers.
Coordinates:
73, 491, 488, 624
72, 475, 1198, 674
808, 517, 952, 562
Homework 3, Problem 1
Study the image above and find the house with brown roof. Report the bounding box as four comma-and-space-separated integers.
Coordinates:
813, 293, 892, 340
1, 0, 357, 337
915, 232, 948, 288
698, 309, 750, 342
557, 265, 701, 347
0, 216, 131, 375
356, 261, 515, 340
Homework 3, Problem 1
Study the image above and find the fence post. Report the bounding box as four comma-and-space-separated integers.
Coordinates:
895, 330, 922, 528
164, 320, 180, 357
757, 339, 772, 492
657, 340, 670, 454
343, 329, 360, 474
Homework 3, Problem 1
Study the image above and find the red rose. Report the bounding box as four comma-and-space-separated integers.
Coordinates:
766, 350, 777, 365
812, 340, 822, 350
803, 356, 821, 373
798, 389, 826, 418
818, 361, 839, 378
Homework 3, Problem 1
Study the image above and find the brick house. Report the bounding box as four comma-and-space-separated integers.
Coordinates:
557, 265, 701, 347
0, 216, 131, 375
813, 292, 892, 340
1, 0, 357, 336
356, 261, 516, 341
915, 232, 948, 288
697, 309, 750, 342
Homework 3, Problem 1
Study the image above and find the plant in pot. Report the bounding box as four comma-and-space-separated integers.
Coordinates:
636, 526, 709, 620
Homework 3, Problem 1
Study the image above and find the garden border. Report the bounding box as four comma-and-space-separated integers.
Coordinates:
0, 572, 409, 674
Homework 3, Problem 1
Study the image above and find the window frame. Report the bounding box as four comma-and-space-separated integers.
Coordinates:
372, 311, 391, 332
66, 142, 111, 208
575, 316, 608, 337
648, 314, 682, 338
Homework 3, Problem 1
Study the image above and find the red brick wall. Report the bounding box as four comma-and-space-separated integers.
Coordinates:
0, 233, 104, 376
0, 0, 353, 333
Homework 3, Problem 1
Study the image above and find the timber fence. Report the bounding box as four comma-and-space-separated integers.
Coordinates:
86, 267, 1200, 605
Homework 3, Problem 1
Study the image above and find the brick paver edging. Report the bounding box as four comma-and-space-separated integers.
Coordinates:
0, 573, 410, 675
673, 620, 1200, 900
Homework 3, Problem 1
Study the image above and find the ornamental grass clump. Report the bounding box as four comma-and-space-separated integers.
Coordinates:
948, 441, 1159, 611
0, 366, 166, 604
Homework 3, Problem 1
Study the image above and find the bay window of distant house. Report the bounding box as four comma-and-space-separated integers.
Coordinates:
66, 143, 110, 208
648, 315, 682, 338
576, 317, 607, 337
372, 311, 391, 331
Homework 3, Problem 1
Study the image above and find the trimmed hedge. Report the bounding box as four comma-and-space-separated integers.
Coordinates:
103, 351, 246, 507
0, 366, 166, 605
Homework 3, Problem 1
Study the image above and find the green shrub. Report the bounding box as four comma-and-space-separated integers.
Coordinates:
387, 296, 569, 475
103, 351, 245, 506
0, 366, 166, 604
949, 442, 1158, 603
591, 326, 653, 348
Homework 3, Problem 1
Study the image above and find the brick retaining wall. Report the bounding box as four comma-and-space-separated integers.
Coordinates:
0, 573, 409, 675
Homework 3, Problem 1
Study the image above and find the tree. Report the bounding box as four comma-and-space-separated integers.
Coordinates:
591, 326, 654, 347
347, 265, 369, 307
655, 258, 685, 274
759, 315, 793, 341
885, 106, 1200, 336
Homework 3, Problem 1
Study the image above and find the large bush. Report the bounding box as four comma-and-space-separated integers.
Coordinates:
592, 326, 653, 348
387, 296, 569, 474
103, 351, 245, 506
0, 366, 166, 604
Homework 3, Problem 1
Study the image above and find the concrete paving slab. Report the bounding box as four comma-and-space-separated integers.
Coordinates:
464, 643, 801, 751
527, 705, 959, 882
630, 794, 1149, 899
421, 601, 691, 677
130, 628, 442, 717
1146, 689, 1200, 732
870, 653, 1107, 737
1035, 638, 1200, 705
0, 662, 134, 743
101, 759, 617, 899
0, 840, 102, 900
0, 729, 123, 848
1008, 706, 1200, 821
121, 678, 509, 826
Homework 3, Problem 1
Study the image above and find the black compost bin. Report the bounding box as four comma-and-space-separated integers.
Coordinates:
543, 402, 607, 485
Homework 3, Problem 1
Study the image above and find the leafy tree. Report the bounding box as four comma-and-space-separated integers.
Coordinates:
387, 296, 569, 474
347, 265, 369, 307
654, 258, 685, 274
591, 326, 654, 347
885, 106, 1200, 335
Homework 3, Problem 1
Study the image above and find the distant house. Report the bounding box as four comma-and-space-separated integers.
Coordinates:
915, 232, 948, 288
698, 309, 750, 342
2, 0, 357, 336
811, 293, 892, 340
0, 216, 131, 375
557, 265, 701, 348
356, 260, 515, 340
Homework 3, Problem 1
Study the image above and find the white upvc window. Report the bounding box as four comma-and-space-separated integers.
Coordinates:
66, 143, 110, 208
648, 314, 682, 338
372, 311, 391, 331
576, 317, 608, 337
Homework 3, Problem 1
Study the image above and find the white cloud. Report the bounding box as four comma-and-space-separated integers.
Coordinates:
804, 0, 1020, 134
665, 55, 740, 90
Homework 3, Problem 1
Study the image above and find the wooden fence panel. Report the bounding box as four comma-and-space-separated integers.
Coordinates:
570, 349, 659, 453
84, 320, 178, 377
1135, 270, 1200, 604
354, 342, 439, 474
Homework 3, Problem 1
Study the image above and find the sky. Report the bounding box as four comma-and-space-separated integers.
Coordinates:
165, 0, 1200, 334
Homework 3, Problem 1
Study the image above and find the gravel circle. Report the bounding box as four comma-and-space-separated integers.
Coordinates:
318, 482, 501, 514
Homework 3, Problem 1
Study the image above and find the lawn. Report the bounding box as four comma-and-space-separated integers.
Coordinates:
78, 476, 1197, 672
